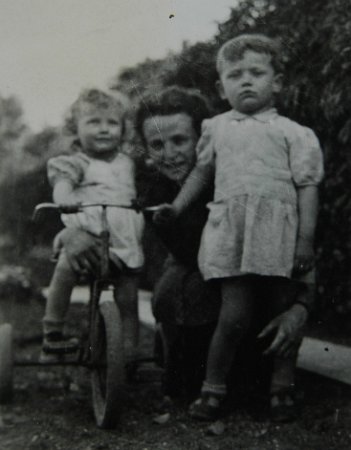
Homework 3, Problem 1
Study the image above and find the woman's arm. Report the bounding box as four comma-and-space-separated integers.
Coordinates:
258, 187, 319, 356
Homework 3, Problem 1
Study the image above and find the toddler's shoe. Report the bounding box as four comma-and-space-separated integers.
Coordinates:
270, 387, 297, 423
189, 392, 223, 421
39, 332, 79, 363
155, 395, 175, 415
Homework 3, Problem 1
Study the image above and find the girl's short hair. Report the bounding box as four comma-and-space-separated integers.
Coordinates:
216, 34, 283, 74
65, 88, 129, 135
136, 86, 211, 141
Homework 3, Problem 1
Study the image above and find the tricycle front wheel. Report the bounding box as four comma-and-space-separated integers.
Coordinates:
90, 301, 125, 429
0, 323, 14, 403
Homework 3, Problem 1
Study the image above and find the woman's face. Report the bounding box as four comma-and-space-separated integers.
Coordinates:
142, 113, 198, 183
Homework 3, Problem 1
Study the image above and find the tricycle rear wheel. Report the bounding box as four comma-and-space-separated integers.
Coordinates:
0, 323, 14, 403
91, 300, 125, 429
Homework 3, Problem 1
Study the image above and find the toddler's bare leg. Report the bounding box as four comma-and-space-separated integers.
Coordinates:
271, 346, 300, 393
43, 251, 77, 335
270, 338, 301, 422
113, 273, 139, 360
205, 277, 255, 388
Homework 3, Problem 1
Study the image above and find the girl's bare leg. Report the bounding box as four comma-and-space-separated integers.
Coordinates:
205, 277, 255, 388
43, 251, 77, 335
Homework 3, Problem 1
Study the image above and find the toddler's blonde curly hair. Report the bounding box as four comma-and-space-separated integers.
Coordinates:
64, 88, 130, 136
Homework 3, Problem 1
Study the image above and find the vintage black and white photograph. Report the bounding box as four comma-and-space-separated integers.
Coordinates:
0, 1, 350, 449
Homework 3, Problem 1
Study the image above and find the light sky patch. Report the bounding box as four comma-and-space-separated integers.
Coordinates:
0, 0, 233, 131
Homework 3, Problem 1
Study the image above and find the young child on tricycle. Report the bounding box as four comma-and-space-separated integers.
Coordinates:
40, 88, 144, 364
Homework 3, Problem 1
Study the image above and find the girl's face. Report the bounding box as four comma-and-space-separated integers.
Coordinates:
76, 103, 123, 159
217, 50, 282, 114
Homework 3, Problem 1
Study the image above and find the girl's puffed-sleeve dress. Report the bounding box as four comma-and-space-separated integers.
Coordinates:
195, 108, 324, 281
48, 152, 144, 269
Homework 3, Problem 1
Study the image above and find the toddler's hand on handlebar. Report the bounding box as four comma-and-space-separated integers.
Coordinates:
153, 203, 178, 225
58, 202, 82, 214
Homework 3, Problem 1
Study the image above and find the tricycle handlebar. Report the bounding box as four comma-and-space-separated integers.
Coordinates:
31, 201, 162, 223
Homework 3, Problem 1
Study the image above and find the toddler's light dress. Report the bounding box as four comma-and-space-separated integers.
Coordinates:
195, 108, 324, 280
48, 152, 144, 269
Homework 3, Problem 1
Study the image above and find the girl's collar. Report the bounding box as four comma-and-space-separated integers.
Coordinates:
230, 108, 278, 123
72, 139, 120, 162
76, 151, 120, 164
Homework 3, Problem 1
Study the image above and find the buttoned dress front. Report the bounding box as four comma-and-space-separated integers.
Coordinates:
195, 108, 324, 281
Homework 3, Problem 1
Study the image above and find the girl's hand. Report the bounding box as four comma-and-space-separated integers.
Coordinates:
153, 203, 178, 225
58, 202, 82, 214
293, 236, 315, 275
56, 191, 81, 213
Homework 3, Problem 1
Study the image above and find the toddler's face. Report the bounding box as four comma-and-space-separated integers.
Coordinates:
76, 103, 123, 158
217, 50, 282, 114
142, 113, 198, 183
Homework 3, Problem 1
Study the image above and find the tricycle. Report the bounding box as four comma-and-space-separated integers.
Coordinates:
0, 201, 162, 429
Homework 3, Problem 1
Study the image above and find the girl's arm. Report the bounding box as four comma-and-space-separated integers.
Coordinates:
294, 185, 319, 273
52, 179, 75, 205
173, 164, 213, 215
153, 164, 213, 225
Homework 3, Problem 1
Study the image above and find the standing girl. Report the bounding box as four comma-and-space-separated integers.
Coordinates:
155, 34, 324, 420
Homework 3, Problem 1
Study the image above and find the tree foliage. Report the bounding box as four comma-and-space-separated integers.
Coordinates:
0, 94, 27, 180
0, 125, 64, 261
114, 0, 351, 315
1, 1, 349, 313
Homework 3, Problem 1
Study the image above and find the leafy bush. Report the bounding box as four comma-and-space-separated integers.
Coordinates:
1, 1, 350, 315
114, 0, 351, 316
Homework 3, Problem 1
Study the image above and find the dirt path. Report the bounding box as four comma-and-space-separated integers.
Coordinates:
1, 303, 351, 449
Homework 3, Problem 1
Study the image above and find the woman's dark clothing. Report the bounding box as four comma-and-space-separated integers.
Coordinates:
136, 163, 220, 397
152, 256, 219, 326
137, 163, 210, 267
137, 163, 219, 324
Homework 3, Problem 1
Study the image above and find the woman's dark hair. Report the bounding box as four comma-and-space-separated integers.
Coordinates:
135, 86, 211, 142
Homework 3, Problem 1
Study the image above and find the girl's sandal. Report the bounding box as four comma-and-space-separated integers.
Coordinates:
270, 388, 297, 423
189, 393, 222, 421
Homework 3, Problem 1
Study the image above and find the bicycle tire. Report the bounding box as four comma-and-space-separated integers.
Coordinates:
91, 300, 125, 429
0, 323, 14, 403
